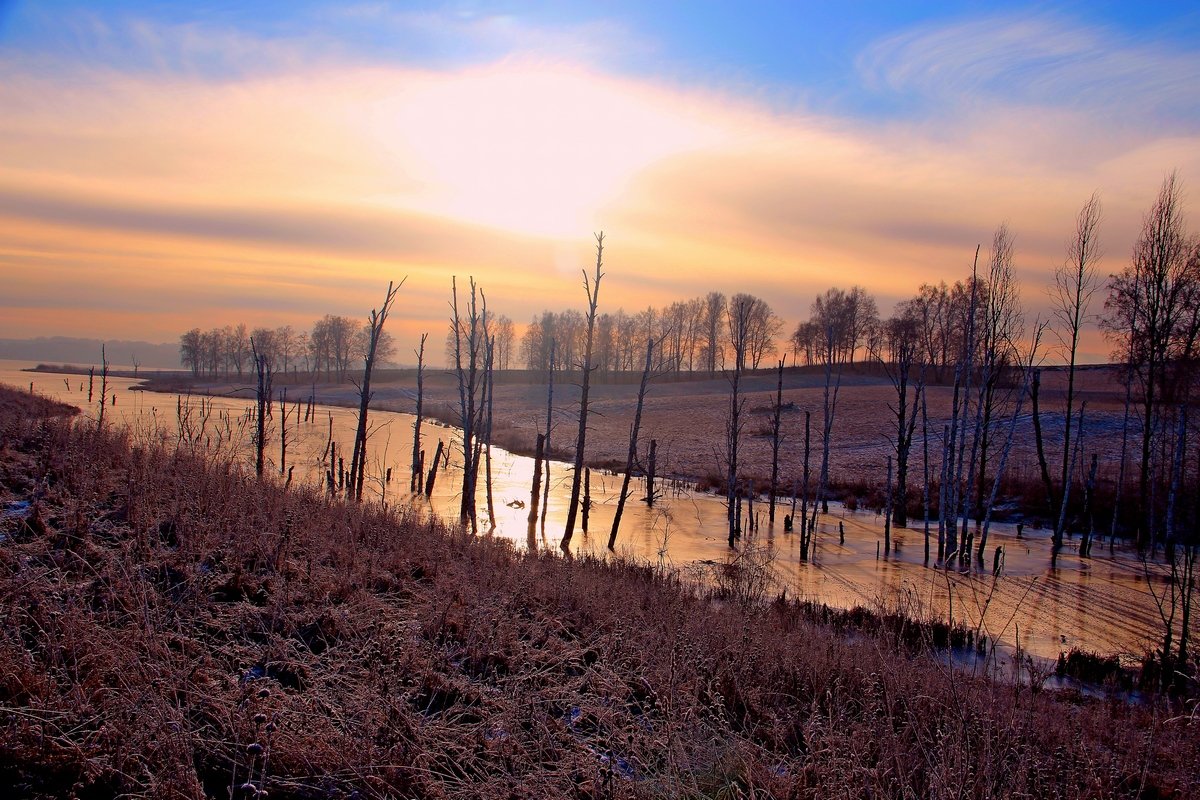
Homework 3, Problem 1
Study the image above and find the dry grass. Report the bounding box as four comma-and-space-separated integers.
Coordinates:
1, 385, 1196, 799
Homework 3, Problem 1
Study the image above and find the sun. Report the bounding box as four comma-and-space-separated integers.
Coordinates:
363, 62, 730, 239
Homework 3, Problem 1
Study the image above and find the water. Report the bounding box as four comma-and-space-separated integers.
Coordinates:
2, 360, 1172, 667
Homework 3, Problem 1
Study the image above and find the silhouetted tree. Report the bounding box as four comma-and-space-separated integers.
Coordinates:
562, 233, 605, 551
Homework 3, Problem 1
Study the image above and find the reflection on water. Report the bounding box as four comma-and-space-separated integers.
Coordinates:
2, 362, 1173, 665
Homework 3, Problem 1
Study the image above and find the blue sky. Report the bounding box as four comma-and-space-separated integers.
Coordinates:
1, 1, 1199, 358
6, 1, 1199, 117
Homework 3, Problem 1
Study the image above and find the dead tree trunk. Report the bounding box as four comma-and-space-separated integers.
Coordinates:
922, 387, 931, 564
978, 340, 1040, 562
1111, 360, 1135, 546
769, 356, 785, 524
816, 323, 843, 518
1053, 402, 1086, 566
582, 468, 591, 534
425, 440, 444, 496
801, 409, 812, 558
938, 423, 950, 561
645, 439, 658, 506
411, 332, 428, 492
97, 346, 109, 428
946, 247, 981, 560
884, 455, 893, 553
726, 298, 751, 547
250, 340, 270, 478
541, 340, 555, 534
528, 434, 545, 538
451, 277, 487, 532
484, 334, 496, 530
350, 280, 402, 501
1081, 454, 1099, 557
610, 336, 656, 550
562, 234, 605, 551
278, 389, 289, 476
1030, 368, 1056, 518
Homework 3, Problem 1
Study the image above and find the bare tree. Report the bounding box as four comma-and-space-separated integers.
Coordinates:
97, 345, 109, 427
1103, 173, 1200, 549
609, 331, 665, 550
978, 324, 1045, 562
769, 356, 786, 524
967, 226, 1023, 543
348, 280, 403, 501
944, 249, 982, 561
883, 307, 925, 529
250, 337, 272, 478
561, 233, 605, 551
701, 292, 726, 373
411, 333, 428, 492
450, 277, 488, 531
725, 294, 752, 546
1042, 194, 1103, 542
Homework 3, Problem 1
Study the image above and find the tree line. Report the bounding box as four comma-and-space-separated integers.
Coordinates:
179, 316, 396, 382
518, 291, 784, 374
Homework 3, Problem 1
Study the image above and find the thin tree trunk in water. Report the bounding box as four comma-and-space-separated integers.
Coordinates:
725, 297, 752, 547
817, 329, 841, 516
748, 478, 757, 534
350, 280, 401, 501
645, 439, 658, 506
769, 356, 785, 524
610, 339, 655, 549
528, 434, 544, 538
884, 454, 893, 554
425, 440, 444, 496
582, 468, 591, 534
922, 388, 931, 564
938, 423, 949, 562
451, 277, 486, 533
541, 340, 555, 534
1053, 403, 1086, 565
98, 346, 109, 428
946, 245, 981, 561
1081, 454, 1098, 557
278, 389, 288, 477
250, 341, 269, 479
1163, 406, 1187, 557
944, 367, 962, 558
960, 383, 986, 558
1111, 363, 1134, 547
978, 359, 1035, 562
801, 410, 811, 557
1030, 369, 1056, 518
411, 333, 427, 492
562, 234, 605, 550
484, 335, 496, 530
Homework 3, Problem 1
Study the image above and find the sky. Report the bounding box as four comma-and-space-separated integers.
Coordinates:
2, 1, 1199, 363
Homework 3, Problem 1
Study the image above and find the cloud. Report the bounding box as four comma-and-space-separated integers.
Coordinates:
2, 8, 1200, 353
857, 12, 1200, 123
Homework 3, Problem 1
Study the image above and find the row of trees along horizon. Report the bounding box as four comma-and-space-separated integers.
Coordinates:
173, 176, 1197, 675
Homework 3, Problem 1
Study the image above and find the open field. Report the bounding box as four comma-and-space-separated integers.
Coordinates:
1, 385, 1198, 798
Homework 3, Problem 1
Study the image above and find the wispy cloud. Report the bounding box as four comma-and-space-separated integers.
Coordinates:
858, 12, 1200, 122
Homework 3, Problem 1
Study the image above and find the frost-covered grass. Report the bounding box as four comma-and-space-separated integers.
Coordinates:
0, 385, 1195, 799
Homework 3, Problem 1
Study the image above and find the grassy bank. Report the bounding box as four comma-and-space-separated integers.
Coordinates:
0, 385, 1196, 798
